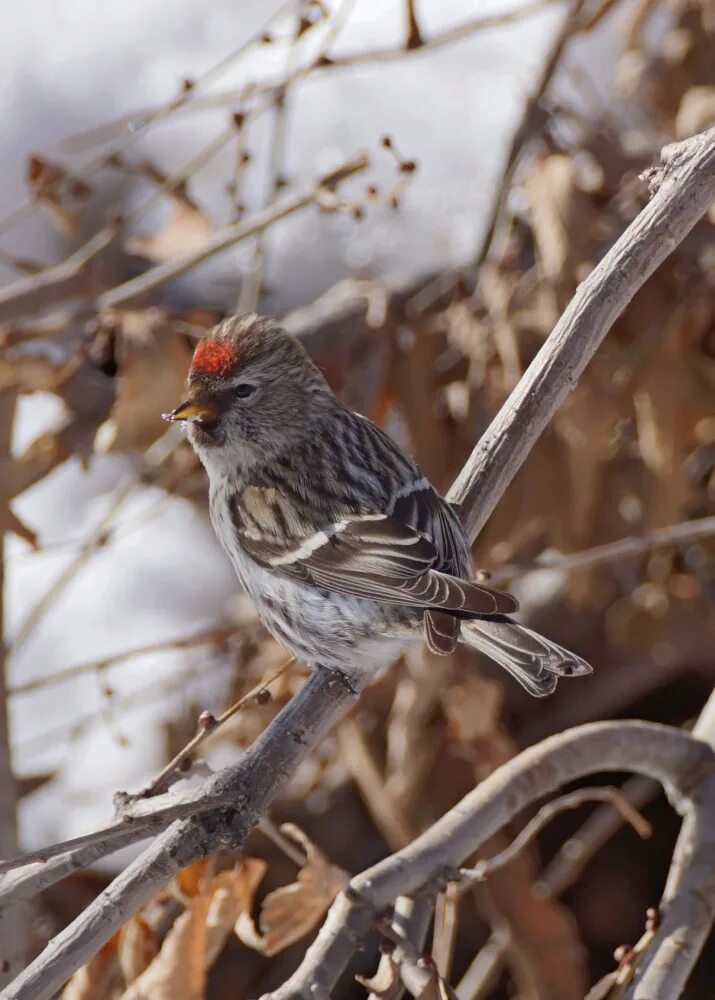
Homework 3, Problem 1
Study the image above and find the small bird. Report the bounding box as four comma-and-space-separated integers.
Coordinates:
165, 314, 591, 696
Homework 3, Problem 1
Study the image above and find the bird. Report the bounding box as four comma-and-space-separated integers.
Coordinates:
164, 314, 592, 696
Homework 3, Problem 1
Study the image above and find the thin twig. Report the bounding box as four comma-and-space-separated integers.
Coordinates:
12, 655, 229, 760
235, 0, 357, 313
236, 88, 292, 313
133, 655, 295, 798
0, 124, 246, 323
65, 0, 561, 146
490, 514, 715, 585
257, 817, 307, 867
9, 624, 237, 696
337, 716, 416, 850
10, 427, 184, 652
2, 668, 359, 1000
537, 775, 659, 898
454, 776, 660, 997
459, 786, 651, 884
472, 0, 591, 274
123, 124, 237, 226
97, 153, 369, 310
324, 0, 560, 67
0, 225, 118, 323
0, 660, 290, 879
367, 895, 433, 1000
0, 392, 27, 985
0, 790, 228, 878
405, 0, 424, 49
10, 476, 136, 652
0, 0, 298, 237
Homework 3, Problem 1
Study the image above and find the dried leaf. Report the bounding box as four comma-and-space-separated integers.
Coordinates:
93, 309, 193, 453
554, 352, 629, 553
119, 896, 209, 1000
26, 154, 91, 237
4, 353, 115, 500
0, 352, 113, 501
631, 296, 714, 527
355, 955, 401, 997
205, 860, 267, 967
118, 915, 157, 985
0, 354, 74, 394
177, 859, 212, 899
4, 433, 70, 502
113, 860, 266, 996
61, 933, 120, 999
124, 186, 211, 263
675, 85, 715, 138
236, 824, 347, 956
483, 840, 587, 1000
442, 675, 502, 745
16, 770, 57, 798
525, 154, 597, 307
0, 505, 38, 548
479, 263, 524, 390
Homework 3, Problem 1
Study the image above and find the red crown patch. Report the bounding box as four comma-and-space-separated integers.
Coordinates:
191, 339, 237, 375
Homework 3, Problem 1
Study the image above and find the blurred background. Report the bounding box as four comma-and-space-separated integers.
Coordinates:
0, 0, 713, 996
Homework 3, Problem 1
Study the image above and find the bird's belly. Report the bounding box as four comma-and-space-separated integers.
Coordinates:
209, 485, 410, 673
228, 544, 407, 673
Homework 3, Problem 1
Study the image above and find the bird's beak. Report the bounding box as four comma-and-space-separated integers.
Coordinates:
162, 392, 217, 424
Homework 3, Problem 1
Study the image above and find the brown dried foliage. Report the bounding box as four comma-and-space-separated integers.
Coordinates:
1, 0, 713, 997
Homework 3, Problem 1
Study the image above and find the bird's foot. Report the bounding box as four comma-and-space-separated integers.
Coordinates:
317, 664, 360, 698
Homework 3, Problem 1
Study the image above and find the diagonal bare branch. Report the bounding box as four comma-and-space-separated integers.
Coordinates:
490, 514, 715, 584
96, 154, 369, 310
263, 722, 715, 999
451, 126, 715, 542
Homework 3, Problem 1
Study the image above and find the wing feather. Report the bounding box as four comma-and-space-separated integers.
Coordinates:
237, 512, 517, 615
231, 404, 518, 617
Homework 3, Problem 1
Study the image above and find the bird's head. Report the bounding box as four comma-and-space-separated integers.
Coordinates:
164, 314, 329, 469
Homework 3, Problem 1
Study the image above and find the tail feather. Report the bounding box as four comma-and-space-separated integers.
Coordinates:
461, 616, 592, 697
425, 609, 460, 655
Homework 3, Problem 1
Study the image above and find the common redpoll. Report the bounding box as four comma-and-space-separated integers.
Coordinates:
165, 315, 591, 696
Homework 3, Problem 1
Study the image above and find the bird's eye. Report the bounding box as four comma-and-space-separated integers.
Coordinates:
234, 383, 256, 399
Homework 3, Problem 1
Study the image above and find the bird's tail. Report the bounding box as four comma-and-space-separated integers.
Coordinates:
461, 615, 592, 697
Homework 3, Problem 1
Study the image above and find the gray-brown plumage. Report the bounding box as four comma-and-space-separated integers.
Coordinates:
165, 314, 592, 696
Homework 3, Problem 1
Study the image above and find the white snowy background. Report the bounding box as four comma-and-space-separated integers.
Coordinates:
2, 0, 576, 854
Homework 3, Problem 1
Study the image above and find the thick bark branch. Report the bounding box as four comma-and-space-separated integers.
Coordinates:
2, 127, 713, 1000
0, 670, 358, 1000
262, 722, 715, 998
626, 690, 715, 999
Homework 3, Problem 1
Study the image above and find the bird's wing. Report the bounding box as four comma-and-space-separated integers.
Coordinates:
230, 404, 516, 614
339, 411, 474, 578
390, 477, 472, 579
234, 505, 517, 615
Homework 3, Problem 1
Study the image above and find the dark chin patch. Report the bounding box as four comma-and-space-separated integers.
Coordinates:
191, 419, 224, 447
